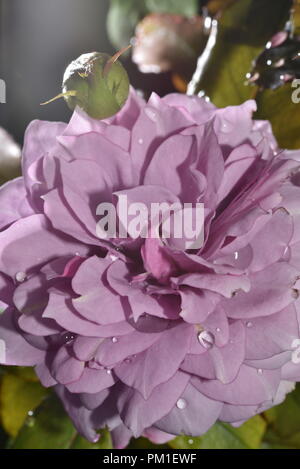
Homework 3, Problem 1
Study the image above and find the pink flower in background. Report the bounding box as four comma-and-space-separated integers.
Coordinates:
1, 88, 300, 447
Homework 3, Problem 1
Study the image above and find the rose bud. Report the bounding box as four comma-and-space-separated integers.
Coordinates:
41, 50, 130, 120
132, 13, 208, 78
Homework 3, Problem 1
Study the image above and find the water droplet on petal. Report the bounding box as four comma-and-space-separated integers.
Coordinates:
176, 398, 187, 410
267, 59, 272, 66
106, 369, 112, 375
257, 368, 263, 375
138, 138, 144, 145
16, 272, 27, 283
197, 330, 214, 349
246, 322, 253, 328
145, 107, 157, 122
234, 251, 239, 260
109, 254, 118, 262
216, 327, 221, 333
62, 332, 76, 344
220, 119, 234, 133
28, 410, 34, 417
291, 338, 300, 349
111, 337, 118, 343
204, 16, 212, 29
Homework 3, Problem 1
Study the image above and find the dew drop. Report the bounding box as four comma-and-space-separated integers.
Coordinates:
176, 398, 187, 410
246, 322, 253, 328
125, 358, 132, 364
220, 119, 234, 134
257, 368, 263, 375
138, 138, 144, 145
216, 327, 221, 333
130, 37, 137, 47
26, 417, 35, 428
28, 410, 34, 417
62, 332, 76, 344
109, 254, 118, 262
188, 439, 194, 445
106, 369, 112, 375
204, 16, 212, 30
197, 330, 214, 349
145, 107, 157, 122
234, 251, 239, 260
245, 72, 251, 79
267, 59, 272, 66
15, 271, 27, 283
111, 337, 118, 343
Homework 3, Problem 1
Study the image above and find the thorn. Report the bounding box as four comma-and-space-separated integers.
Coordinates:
40, 90, 77, 106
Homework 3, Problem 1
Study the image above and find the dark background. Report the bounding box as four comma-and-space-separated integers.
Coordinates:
0, 0, 174, 144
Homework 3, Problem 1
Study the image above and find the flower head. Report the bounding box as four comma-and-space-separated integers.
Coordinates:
1, 89, 300, 446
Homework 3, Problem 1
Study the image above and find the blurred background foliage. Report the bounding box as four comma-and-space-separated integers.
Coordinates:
1, 0, 300, 449
2, 365, 300, 449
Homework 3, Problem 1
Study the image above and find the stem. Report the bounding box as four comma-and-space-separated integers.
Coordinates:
186, 18, 218, 96
40, 90, 77, 106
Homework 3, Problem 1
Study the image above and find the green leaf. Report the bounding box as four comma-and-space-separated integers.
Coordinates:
4, 366, 40, 382
9, 395, 75, 449
145, 0, 198, 17
0, 371, 48, 437
198, 0, 290, 107
9, 395, 113, 449
169, 435, 202, 449
128, 437, 168, 449
106, 0, 198, 50
169, 416, 266, 449
255, 84, 300, 149
71, 429, 113, 449
263, 384, 300, 448
195, 0, 300, 149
